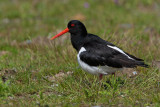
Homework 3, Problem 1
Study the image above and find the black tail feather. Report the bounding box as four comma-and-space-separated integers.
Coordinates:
137, 61, 149, 68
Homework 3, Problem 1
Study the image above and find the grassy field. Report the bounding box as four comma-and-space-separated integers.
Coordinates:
0, 0, 160, 106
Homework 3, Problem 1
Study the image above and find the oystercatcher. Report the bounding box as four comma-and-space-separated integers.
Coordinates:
51, 20, 148, 79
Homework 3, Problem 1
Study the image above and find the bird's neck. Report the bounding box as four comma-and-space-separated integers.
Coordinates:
71, 33, 87, 52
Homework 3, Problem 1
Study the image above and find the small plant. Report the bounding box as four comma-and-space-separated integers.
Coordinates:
0, 79, 12, 98
99, 76, 125, 98
103, 76, 125, 90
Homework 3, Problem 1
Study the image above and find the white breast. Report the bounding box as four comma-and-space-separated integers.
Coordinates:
77, 47, 122, 75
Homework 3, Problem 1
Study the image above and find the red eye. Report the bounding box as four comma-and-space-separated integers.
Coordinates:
71, 24, 75, 27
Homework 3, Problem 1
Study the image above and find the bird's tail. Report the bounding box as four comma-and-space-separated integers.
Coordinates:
136, 61, 149, 68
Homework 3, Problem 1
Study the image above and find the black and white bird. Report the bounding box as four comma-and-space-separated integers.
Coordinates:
51, 20, 148, 79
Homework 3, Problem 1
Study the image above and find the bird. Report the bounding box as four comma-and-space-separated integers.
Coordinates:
51, 20, 148, 79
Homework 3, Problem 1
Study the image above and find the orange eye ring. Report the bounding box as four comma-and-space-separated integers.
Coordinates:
71, 24, 75, 27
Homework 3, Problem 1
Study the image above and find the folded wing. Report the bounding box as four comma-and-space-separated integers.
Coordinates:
80, 41, 148, 68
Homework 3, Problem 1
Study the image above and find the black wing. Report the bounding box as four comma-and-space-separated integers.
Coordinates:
80, 34, 148, 68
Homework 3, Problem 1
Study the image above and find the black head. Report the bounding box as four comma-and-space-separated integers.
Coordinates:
50, 20, 88, 40
67, 20, 87, 35
50, 20, 88, 51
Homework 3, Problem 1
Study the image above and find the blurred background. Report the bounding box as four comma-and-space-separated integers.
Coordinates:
0, 0, 160, 40
0, 0, 160, 55
0, 0, 160, 106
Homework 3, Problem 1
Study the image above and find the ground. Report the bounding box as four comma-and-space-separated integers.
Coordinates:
0, 0, 160, 106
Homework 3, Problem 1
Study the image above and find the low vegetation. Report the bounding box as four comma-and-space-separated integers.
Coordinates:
0, 0, 160, 106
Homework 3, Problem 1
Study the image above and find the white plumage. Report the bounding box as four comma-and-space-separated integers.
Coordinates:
107, 45, 134, 60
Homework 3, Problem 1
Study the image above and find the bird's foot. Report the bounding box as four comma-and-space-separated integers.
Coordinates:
99, 74, 103, 80
112, 72, 115, 76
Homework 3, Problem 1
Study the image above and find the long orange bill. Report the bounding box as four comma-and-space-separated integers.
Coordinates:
50, 28, 69, 40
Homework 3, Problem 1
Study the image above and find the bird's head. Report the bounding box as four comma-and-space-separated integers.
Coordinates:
51, 20, 87, 40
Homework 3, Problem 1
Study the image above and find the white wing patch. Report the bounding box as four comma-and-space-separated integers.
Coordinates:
107, 45, 134, 60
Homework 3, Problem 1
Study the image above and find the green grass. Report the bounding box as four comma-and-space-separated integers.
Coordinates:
0, 0, 160, 106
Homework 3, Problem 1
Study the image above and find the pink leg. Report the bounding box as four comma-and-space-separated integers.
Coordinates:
112, 72, 115, 76
99, 74, 103, 80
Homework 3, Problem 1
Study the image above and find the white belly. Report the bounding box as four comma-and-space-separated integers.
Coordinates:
77, 47, 122, 75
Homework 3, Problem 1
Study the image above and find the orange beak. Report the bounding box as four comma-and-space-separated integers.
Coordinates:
51, 28, 69, 40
